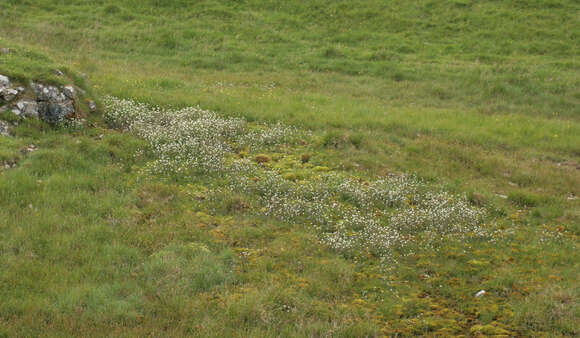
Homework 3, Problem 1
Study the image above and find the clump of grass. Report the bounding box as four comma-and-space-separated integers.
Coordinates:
321, 131, 347, 148
223, 194, 251, 213
313, 166, 330, 172
54, 283, 145, 324
347, 133, 364, 149
103, 4, 121, 15
514, 286, 579, 336
321, 131, 364, 149
140, 242, 235, 297
508, 190, 540, 207
282, 172, 297, 181
254, 154, 271, 164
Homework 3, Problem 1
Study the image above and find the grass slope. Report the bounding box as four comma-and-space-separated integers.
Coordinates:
0, 0, 579, 336
2, 0, 579, 119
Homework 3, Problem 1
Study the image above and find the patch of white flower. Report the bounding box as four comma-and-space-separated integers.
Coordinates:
226, 169, 488, 261
322, 212, 409, 262
105, 96, 492, 263
103, 96, 151, 130
239, 122, 299, 150
104, 97, 293, 174
390, 191, 485, 235
334, 175, 418, 209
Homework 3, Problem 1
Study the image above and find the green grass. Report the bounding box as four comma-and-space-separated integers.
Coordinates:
0, 38, 78, 87
0, 0, 579, 336
2, 0, 579, 119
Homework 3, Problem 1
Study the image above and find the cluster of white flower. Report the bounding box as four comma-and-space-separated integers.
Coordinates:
104, 97, 294, 174
539, 226, 565, 243
239, 122, 299, 150
324, 174, 420, 210
321, 209, 406, 259
103, 96, 151, 130
105, 96, 492, 263
226, 168, 488, 260
389, 191, 485, 235
368, 175, 420, 208
326, 186, 485, 256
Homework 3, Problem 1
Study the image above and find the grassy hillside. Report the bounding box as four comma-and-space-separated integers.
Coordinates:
0, 0, 579, 336
2, 0, 579, 119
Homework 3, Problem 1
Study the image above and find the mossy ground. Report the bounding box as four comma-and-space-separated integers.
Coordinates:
0, 1, 579, 336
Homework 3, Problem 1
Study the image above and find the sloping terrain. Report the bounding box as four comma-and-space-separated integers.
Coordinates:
0, 1, 578, 336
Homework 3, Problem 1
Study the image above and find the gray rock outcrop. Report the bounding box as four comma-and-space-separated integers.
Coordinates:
0, 74, 85, 124
63, 86, 75, 99
0, 74, 10, 88
0, 75, 17, 102
14, 100, 39, 118
31, 83, 76, 124
0, 87, 18, 102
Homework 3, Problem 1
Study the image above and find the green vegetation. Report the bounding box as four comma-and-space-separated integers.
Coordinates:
1, 0, 578, 336
0, 39, 82, 87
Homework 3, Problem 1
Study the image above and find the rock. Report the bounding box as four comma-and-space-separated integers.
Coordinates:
88, 100, 97, 112
0, 120, 9, 136
24, 144, 37, 153
15, 100, 39, 118
558, 160, 580, 170
0, 74, 10, 88
38, 101, 74, 124
1, 80, 79, 124
31, 83, 60, 101
63, 86, 76, 99
0, 48, 11, 55
30, 82, 77, 124
0, 87, 18, 102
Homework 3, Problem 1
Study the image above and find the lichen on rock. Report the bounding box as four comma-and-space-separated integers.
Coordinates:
0, 73, 82, 125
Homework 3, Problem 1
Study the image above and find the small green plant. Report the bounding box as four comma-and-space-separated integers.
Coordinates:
348, 133, 364, 149
282, 172, 297, 181
103, 4, 121, 15
254, 154, 271, 164
321, 131, 346, 148
508, 191, 539, 207
141, 242, 235, 296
